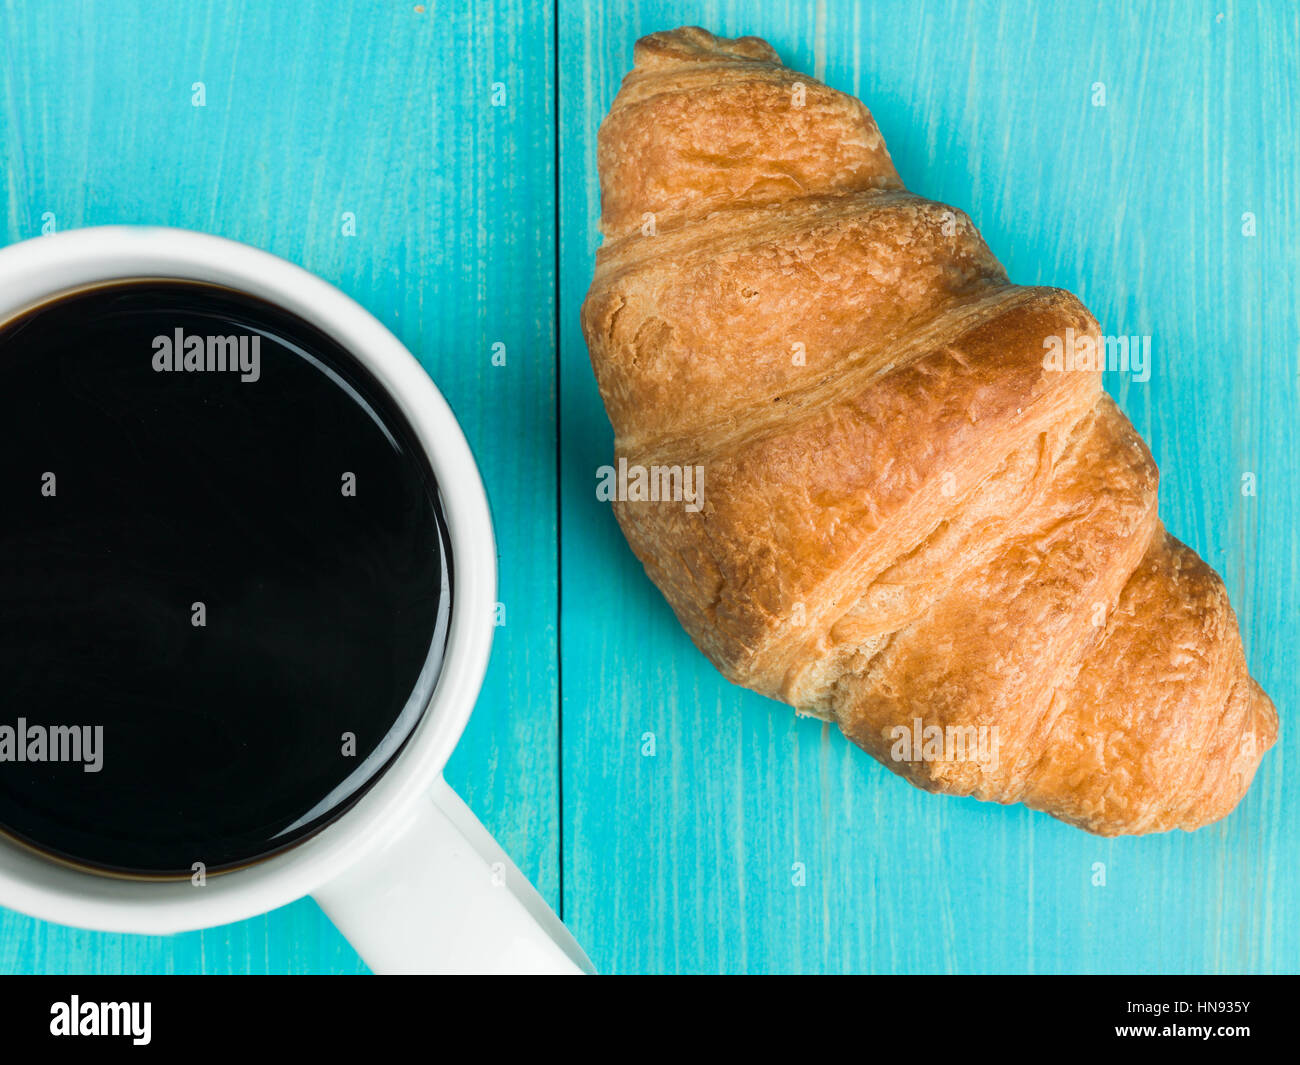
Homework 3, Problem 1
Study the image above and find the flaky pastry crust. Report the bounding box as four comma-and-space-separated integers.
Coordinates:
581, 26, 1277, 835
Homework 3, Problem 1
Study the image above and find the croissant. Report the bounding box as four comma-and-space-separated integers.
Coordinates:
581, 26, 1278, 835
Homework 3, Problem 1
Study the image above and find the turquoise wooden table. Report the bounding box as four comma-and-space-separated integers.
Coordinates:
1, 0, 1295, 974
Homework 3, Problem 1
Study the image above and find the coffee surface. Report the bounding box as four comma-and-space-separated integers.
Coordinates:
0, 280, 451, 876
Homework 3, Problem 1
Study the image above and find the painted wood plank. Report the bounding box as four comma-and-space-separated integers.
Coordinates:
1, 0, 1295, 976
558, 0, 1298, 973
0, 0, 559, 974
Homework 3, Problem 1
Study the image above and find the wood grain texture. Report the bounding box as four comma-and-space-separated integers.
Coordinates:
0, 0, 558, 974
558, 0, 1297, 972
0, 0, 1294, 975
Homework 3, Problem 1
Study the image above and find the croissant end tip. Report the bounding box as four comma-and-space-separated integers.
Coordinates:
632, 26, 782, 70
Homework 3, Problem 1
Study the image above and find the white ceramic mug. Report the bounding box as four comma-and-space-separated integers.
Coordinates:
0, 226, 593, 975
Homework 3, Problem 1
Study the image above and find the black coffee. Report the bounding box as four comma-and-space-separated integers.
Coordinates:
0, 279, 451, 877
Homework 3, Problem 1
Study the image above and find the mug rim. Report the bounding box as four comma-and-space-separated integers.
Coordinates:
0, 226, 497, 933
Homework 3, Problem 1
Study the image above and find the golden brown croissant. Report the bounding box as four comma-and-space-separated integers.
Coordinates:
580, 26, 1278, 835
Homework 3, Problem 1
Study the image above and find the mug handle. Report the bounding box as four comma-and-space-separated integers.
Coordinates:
313, 776, 594, 974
